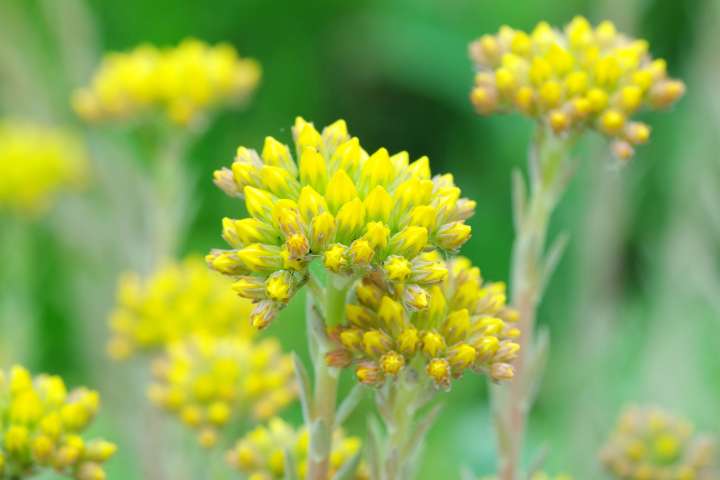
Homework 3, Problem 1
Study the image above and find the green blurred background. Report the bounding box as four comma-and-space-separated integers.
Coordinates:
0, 0, 718, 478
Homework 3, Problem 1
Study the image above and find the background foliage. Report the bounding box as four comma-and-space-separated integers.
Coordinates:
0, 0, 717, 478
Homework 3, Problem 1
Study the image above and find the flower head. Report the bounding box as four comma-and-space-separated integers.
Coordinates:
600, 406, 718, 479
226, 417, 368, 479
148, 335, 296, 448
208, 117, 476, 329
73, 38, 261, 126
0, 365, 116, 480
0, 121, 87, 215
328, 256, 520, 388
469, 17, 685, 159
107, 257, 255, 360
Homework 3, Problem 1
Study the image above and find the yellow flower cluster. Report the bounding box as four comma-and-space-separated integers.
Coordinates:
73, 38, 261, 126
148, 335, 296, 448
0, 121, 87, 215
600, 407, 717, 479
327, 257, 520, 388
0, 366, 116, 480
107, 257, 255, 360
226, 417, 368, 480
469, 16, 685, 159
208, 117, 476, 329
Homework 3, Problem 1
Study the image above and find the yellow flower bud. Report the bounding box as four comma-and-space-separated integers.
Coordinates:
599, 109, 626, 135
448, 344, 477, 371
389, 226, 428, 259
363, 330, 393, 357
379, 351, 405, 375
265, 271, 294, 302
323, 244, 348, 273
421, 331, 446, 357
383, 256, 413, 282
426, 358, 451, 387
298, 147, 328, 194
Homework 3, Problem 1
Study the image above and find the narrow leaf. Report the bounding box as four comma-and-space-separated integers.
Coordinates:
336, 384, 366, 426
405, 402, 443, 460
331, 450, 362, 480
540, 232, 569, 295
308, 418, 331, 462
292, 353, 312, 425
365, 417, 384, 480
526, 326, 549, 405
511, 167, 528, 232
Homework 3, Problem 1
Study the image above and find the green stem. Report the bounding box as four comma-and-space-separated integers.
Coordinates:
494, 125, 577, 480
306, 273, 350, 480
151, 130, 192, 264
379, 369, 435, 480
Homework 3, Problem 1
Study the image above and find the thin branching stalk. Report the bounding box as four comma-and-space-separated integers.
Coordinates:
494, 124, 578, 480
306, 273, 351, 480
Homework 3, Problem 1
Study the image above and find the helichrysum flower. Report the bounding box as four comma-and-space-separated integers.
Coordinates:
73, 38, 261, 126
327, 256, 520, 388
600, 406, 718, 479
226, 417, 368, 479
107, 256, 255, 360
469, 16, 685, 159
208, 117, 476, 329
0, 121, 87, 215
148, 335, 296, 448
0, 365, 116, 480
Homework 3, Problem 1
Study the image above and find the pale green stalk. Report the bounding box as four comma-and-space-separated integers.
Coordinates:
306, 273, 351, 480
371, 368, 439, 480
494, 124, 577, 479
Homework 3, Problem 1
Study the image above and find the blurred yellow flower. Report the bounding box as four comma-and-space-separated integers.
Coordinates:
148, 335, 296, 448
226, 417, 368, 479
600, 406, 718, 479
107, 256, 255, 360
469, 16, 685, 159
328, 256, 519, 388
0, 365, 116, 480
73, 38, 261, 126
0, 121, 87, 215
208, 117, 476, 329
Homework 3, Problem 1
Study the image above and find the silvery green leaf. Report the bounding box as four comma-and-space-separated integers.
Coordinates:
526, 326, 549, 404
366, 417, 384, 480
406, 402, 443, 459
331, 450, 362, 480
292, 353, 312, 426
336, 384, 366, 426
308, 418, 331, 462
540, 232, 569, 296
512, 167, 528, 231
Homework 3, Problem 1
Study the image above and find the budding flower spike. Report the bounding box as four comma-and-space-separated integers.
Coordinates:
107, 257, 255, 360
600, 406, 718, 480
73, 38, 261, 126
328, 257, 520, 389
0, 121, 87, 216
0, 365, 116, 480
208, 117, 476, 330
469, 16, 685, 160
226, 417, 368, 479
148, 335, 296, 448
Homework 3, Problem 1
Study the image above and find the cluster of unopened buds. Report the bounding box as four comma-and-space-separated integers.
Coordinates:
327, 257, 520, 388
107, 256, 254, 360
600, 406, 718, 479
208, 117, 476, 330
148, 335, 296, 448
469, 16, 685, 159
226, 417, 368, 479
0, 121, 87, 215
0, 366, 116, 480
73, 38, 261, 126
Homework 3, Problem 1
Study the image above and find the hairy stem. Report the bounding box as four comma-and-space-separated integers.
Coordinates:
306, 273, 349, 480
495, 125, 577, 480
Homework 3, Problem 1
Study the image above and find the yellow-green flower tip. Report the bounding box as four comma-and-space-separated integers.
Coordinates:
209, 118, 476, 329
0, 365, 115, 479
331, 257, 520, 389
73, 38, 261, 126
107, 256, 255, 360
148, 335, 296, 448
469, 17, 685, 159
600, 406, 718, 479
